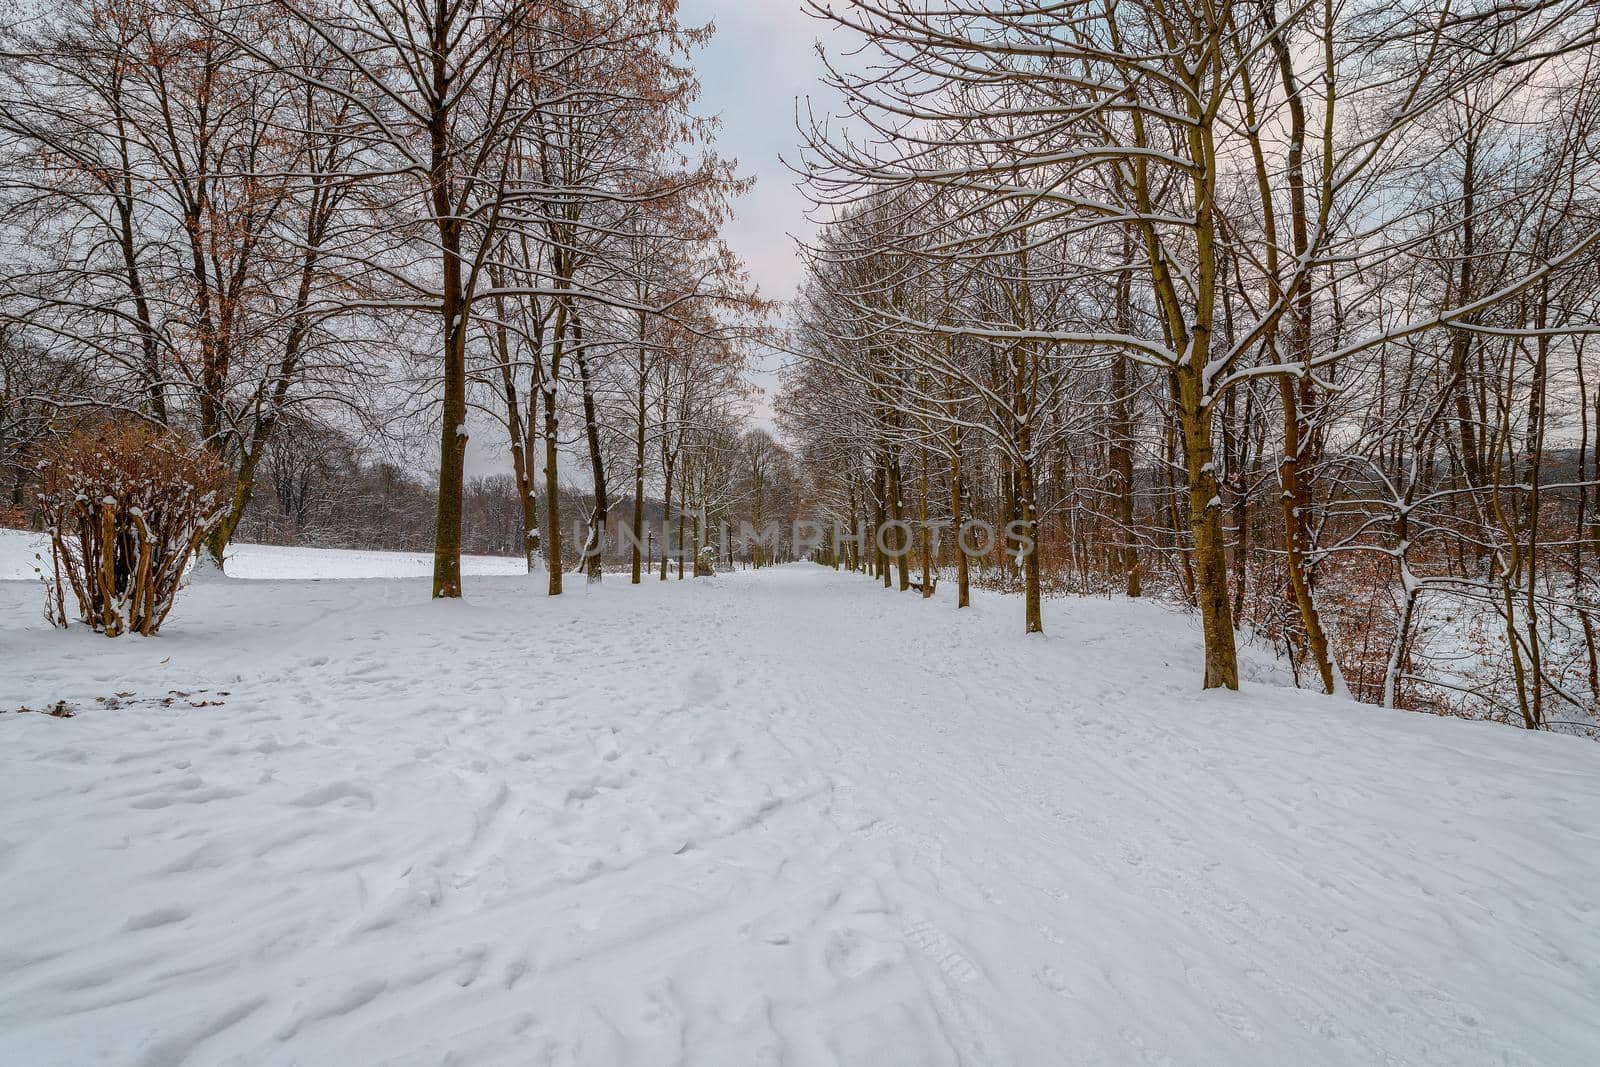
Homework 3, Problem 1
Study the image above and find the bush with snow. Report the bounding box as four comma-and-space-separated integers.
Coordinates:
36, 422, 226, 636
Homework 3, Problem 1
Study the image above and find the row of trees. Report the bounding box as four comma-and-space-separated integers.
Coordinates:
223, 416, 807, 572
780, 0, 1600, 725
0, 0, 774, 595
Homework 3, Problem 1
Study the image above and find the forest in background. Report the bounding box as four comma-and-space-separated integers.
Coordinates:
776, 0, 1600, 728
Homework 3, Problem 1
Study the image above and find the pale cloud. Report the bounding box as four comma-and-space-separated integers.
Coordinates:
679, 0, 836, 305
678, 0, 851, 435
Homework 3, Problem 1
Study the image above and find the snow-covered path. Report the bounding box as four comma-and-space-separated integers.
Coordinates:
3, 560, 1599, 1065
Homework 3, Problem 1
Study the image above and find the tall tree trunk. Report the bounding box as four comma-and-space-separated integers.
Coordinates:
1266, 20, 1337, 694
660, 457, 674, 580
432, 311, 469, 599
1164, 398, 1196, 601
676, 488, 686, 579
1177, 370, 1239, 689
659, 454, 672, 579
888, 452, 910, 591
1450, 136, 1485, 493
428, 70, 467, 599
1111, 349, 1140, 598
631, 339, 647, 584
950, 438, 969, 607
574, 320, 606, 583
541, 385, 563, 595
1277, 378, 1336, 692
918, 443, 932, 597
493, 294, 541, 573
1018, 455, 1042, 634
875, 460, 890, 587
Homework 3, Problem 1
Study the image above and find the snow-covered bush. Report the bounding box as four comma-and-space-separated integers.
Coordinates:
37, 422, 226, 636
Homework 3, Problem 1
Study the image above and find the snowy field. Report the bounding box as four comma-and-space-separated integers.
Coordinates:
3, 537, 1600, 1065
0, 528, 527, 581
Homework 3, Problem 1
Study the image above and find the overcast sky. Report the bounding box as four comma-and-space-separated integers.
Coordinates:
677, 0, 850, 427
679, 0, 840, 302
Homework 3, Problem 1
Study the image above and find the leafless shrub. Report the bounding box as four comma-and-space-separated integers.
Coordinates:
36, 422, 225, 636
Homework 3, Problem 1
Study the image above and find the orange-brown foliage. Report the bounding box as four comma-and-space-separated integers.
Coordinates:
36, 421, 226, 636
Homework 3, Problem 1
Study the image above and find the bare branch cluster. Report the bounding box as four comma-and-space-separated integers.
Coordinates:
782, 0, 1600, 721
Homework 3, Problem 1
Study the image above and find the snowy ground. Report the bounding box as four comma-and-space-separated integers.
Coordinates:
3, 537, 1599, 1065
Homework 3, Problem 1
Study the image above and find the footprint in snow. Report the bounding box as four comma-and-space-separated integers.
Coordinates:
276, 978, 387, 1040
903, 918, 980, 984
288, 781, 375, 810
122, 905, 191, 932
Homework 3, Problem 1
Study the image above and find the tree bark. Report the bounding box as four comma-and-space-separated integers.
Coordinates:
631, 335, 647, 584
1177, 371, 1240, 689
574, 319, 607, 583
950, 439, 969, 607
1111, 348, 1140, 598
